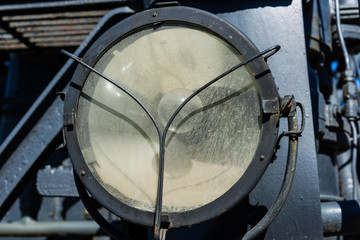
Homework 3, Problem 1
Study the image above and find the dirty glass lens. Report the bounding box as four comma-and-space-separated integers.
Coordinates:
76, 24, 262, 212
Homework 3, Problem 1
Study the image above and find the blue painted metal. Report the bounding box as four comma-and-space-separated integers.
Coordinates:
0, 7, 134, 220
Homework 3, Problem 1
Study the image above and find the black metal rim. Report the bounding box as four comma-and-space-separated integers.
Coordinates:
64, 6, 280, 228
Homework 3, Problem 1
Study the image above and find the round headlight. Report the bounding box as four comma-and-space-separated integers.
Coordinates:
64, 6, 280, 228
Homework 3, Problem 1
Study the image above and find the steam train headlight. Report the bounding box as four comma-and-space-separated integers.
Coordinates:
63, 6, 280, 228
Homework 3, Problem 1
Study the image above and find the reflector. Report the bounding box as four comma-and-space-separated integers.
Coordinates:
64, 6, 280, 228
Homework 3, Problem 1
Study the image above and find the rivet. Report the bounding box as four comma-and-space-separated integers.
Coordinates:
152, 12, 158, 17
80, 170, 86, 176
260, 155, 265, 161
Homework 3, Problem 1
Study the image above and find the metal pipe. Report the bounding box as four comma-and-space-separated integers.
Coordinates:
337, 149, 355, 199
0, 217, 103, 236
335, 0, 351, 71
350, 55, 360, 79
350, 120, 359, 199
320, 194, 345, 202
322, 200, 360, 236
241, 102, 300, 240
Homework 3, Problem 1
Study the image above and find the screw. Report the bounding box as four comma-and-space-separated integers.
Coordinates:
80, 170, 86, 176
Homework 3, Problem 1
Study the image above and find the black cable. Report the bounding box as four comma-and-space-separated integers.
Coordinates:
241, 103, 301, 240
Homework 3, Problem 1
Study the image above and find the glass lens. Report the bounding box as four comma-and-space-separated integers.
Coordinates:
76, 24, 262, 213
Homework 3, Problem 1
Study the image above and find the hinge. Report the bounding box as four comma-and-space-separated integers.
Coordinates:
262, 98, 279, 114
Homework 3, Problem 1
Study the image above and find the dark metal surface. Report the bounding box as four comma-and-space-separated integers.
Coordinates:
0, 7, 135, 221
0, 97, 63, 219
203, 0, 323, 238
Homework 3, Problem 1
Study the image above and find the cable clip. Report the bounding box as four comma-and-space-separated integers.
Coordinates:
280, 96, 305, 137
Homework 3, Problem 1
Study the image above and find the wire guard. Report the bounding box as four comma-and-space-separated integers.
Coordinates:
61, 44, 281, 240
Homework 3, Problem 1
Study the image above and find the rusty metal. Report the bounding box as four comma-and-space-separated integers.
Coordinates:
35, 41, 84, 47
30, 35, 88, 43
0, 19, 35, 48
0, 0, 129, 16
0, 34, 13, 40
0, 1, 137, 51
23, 30, 92, 38
2, 10, 109, 21
0, 43, 26, 50
0, 0, 138, 51
16, 24, 96, 33
9, 18, 102, 28
0, 39, 19, 44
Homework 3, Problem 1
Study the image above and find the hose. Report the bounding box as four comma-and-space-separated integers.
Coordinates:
241, 109, 299, 240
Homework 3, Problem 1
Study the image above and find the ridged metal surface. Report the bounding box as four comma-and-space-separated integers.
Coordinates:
0, 0, 132, 50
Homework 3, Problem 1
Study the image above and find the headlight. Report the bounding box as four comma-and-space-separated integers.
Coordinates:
63, 6, 280, 229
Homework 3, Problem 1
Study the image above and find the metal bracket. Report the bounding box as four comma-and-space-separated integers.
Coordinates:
56, 92, 66, 101
262, 98, 280, 114
150, 1, 180, 8
59, 109, 74, 151
280, 95, 296, 117
63, 110, 75, 128
283, 101, 306, 137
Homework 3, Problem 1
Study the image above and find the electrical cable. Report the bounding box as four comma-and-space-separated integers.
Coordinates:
335, 0, 351, 71
241, 102, 302, 240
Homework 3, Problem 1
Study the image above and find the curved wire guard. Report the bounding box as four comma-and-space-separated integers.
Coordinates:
61, 44, 280, 240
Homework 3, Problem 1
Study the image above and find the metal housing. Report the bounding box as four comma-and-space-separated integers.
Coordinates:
63, 6, 280, 228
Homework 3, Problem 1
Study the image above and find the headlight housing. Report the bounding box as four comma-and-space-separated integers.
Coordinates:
63, 6, 280, 229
